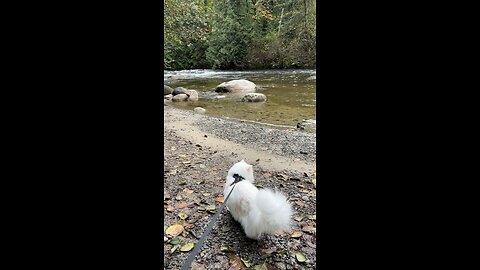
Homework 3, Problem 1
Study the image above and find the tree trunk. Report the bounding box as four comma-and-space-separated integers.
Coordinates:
278, 7, 284, 35
304, 0, 308, 32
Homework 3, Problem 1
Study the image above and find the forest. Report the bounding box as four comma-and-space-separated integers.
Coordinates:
164, 0, 316, 70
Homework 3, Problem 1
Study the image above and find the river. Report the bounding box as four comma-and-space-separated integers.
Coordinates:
164, 69, 316, 131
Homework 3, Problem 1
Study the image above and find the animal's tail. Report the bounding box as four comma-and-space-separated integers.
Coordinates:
243, 188, 292, 239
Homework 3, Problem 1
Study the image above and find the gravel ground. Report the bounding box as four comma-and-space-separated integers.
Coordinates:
194, 117, 316, 163
164, 106, 317, 269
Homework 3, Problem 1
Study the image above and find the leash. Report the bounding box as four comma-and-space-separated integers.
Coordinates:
180, 173, 244, 270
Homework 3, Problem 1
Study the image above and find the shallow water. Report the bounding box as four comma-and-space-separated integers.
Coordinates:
164, 69, 316, 129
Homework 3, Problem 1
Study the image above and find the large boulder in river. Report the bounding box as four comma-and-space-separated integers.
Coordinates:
185, 90, 199, 101
173, 87, 188, 96
241, 93, 267, 102
164, 85, 173, 95
215, 79, 256, 93
172, 94, 189, 102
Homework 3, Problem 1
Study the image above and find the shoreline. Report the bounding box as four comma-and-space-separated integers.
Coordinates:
164, 106, 316, 174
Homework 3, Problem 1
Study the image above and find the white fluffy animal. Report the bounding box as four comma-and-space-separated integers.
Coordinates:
223, 160, 293, 240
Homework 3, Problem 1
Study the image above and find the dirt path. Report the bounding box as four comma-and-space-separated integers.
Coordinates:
163, 106, 317, 270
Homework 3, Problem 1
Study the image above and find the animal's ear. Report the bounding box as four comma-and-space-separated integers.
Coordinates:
241, 159, 245, 163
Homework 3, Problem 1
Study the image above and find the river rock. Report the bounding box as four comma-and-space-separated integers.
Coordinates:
164, 85, 173, 95
241, 93, 267, 102
173, 87, 188, 96
215, 79, 256, 93
172, 94, 188, 102
164, 94, 173, 100
194, 107, 206, 114
185, 90, 199, 101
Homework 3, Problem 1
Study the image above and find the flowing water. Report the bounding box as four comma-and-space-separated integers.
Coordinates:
164, 69, 316, 131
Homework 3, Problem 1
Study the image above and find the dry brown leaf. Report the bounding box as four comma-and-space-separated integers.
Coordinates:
176, 202, 193, 209
214, 197, 225, 203
191, 262, 207, 270
184, 189, 194, 194
290, 231, 303, 238
165, 224, 184, 236
295, 200, 305, 207
302, 225, 316, 234
228, 255, 246, 270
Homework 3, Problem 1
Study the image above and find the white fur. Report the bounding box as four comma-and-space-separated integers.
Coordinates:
223, 160, 293, 240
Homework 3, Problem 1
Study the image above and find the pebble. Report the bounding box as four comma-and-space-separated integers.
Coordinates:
301, 195, 309, 201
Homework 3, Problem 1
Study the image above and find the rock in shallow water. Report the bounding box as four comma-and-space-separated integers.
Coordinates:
215, 79, 256, 93
241, 93, 267, 102
185, 89, 199, 101
164, 85, 173, 95
173, 87, 188, 96
172, 94, 188, 102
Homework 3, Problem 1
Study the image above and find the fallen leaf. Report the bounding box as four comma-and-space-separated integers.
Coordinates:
295, 252, 307, 263
165, 224, 184, 236
202, 193, 211, 197
175, 202, 191, 209
241, 258, 251, 268
295, 200, 305, 207
308, 215, 316, 221
253, 261, 270, 270
221, 245, 235, 253
170, 245, 178, 253
191, 262, 207, 270
166, 205, 174, 212
176, 195, 183, 201
180, 242, 195, 252
290, 231, 303, 238
184, 189, 194, 194
260, 247, 277, 255
178, 212, 188, 220
214, 197, 225, 203
227, 255, 245, 270
294, 216, 303, 222
221, 226, 232, 232
183, 222, 194, 229
169, 237, 180, 245
302, 225, 316, 234
206, 204, 216, 213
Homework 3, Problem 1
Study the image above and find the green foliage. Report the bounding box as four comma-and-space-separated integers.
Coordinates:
164, 0, 316, 70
